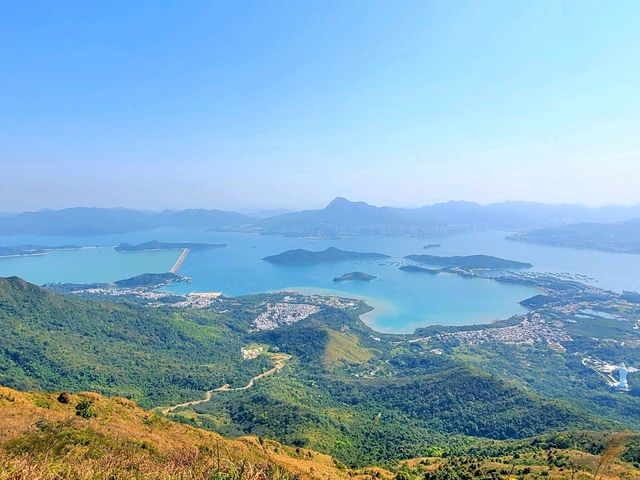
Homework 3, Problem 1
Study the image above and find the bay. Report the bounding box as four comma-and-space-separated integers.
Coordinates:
2, 229, 639, 333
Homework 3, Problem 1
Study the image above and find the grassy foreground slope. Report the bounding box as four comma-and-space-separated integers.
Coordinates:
2, 386, 639, 480
0, 386, 361, 480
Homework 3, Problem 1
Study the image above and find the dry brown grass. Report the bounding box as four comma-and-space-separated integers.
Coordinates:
0, 386, 369, 480
593, 432, 637, 480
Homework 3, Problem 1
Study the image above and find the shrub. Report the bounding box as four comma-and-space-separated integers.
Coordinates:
75, 400, 96, 419
33, 396, 52, 408
0, 391, 15, 402
57, 391, 71, 404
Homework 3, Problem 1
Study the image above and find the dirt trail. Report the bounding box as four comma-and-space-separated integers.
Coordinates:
160, 353, 291, 415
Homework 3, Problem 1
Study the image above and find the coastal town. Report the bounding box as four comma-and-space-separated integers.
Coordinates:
252, 302, 321, 331
412, 312, 573, 348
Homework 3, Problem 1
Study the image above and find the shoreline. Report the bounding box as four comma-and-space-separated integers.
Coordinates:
276, 284, 532, 335
0, 245, 101, 259
277, 285, 399, 332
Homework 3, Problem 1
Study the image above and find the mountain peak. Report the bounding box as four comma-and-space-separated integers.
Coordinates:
324, 197, 371, 210
325, 197, 353, 208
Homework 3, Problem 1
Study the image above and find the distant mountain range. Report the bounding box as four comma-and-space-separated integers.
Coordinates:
511, 218, 640, 253
256, 197, 640, 237
2, 198, 640, 237
0, 207, 255, 236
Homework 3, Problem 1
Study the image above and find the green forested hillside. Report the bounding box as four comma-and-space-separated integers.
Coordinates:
0, 276, 626, 468
0, 276, 269, 406
189, 318, 603, 466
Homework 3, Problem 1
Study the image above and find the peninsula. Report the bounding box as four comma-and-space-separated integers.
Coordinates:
404, 254, 532, 269
0, 244, 81, 258
115, 240, 226, 252
399, 265, 440, 274
113, 272, 189, 288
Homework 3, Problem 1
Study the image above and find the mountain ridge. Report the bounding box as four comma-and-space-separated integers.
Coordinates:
4, 198, 640, 237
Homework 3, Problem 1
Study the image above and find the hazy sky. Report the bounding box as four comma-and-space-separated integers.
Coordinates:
1, 1, 639, 212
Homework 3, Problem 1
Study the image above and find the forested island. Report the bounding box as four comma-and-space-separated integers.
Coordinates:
263, 246, 389, 264
332, 271, 377, 282
405, 254, 532, 269
115, 240, 226, 252
423, 243, 442, 249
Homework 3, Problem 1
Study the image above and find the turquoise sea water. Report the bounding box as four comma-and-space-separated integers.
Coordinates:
0, 247, 178, 285
2, 229, 640, 333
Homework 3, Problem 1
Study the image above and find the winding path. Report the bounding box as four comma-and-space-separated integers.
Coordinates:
160, 353, 291, 415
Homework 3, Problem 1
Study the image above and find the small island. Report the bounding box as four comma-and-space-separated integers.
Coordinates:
404, 254, 532, 269
423, 243, 442, 250
263, 247, 389, 265
399, 265, 440, 274
115, 240, 226, 252
332, 271, 377, 282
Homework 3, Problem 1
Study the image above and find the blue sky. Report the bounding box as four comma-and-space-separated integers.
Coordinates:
1, 1, 639, 211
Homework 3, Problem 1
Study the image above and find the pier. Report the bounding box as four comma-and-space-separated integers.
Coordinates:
170, 248, 190, 274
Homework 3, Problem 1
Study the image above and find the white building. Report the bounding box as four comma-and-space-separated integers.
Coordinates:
617, 363, 630, 390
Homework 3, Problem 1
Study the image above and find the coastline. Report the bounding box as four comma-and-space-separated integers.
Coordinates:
0, 245, 100, 259
0, 252, 48, 259
278, 285, 397, 333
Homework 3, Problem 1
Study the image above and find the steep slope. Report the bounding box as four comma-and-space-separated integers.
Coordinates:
0, 276, 623, 470
0, 386, 364, 480
0, 276, 267, 407
189, 318, 605, 467
1, 386, 637, 480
